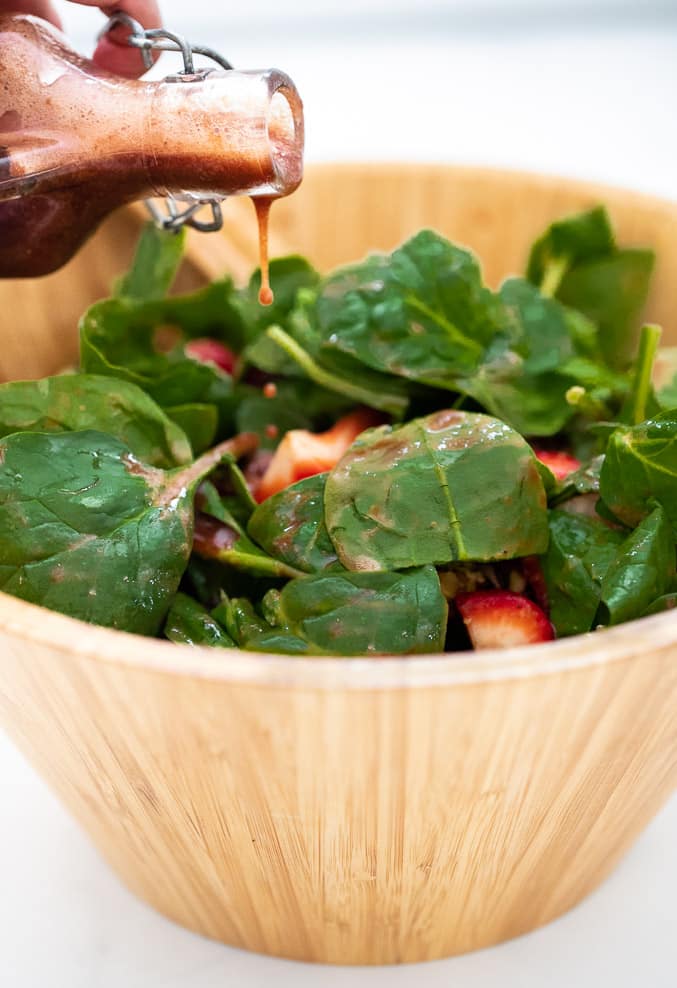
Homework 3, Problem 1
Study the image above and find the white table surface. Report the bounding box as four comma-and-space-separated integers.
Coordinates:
3, 5, 677, 985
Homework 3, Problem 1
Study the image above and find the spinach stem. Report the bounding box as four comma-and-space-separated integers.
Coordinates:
540, 254, 570, 298
265, 326, 408, 416
631, 324, 662, 425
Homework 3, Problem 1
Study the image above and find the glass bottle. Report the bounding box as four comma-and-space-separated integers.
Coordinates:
0, 14, 304, 277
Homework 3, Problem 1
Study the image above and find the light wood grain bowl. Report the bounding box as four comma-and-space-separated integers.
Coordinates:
0, 165, 676, 965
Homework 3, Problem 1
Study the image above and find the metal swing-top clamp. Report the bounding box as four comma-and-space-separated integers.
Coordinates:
99, 12, 234, 233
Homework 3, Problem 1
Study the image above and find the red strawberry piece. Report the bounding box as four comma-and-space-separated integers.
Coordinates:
534, 449, 581, 482
456, 590, 554, 649
184, 338, 236, 375
254, 408, 380, 502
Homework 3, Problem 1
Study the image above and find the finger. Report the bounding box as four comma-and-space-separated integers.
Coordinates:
5, 0, 62, 28
82, 1, 162, 79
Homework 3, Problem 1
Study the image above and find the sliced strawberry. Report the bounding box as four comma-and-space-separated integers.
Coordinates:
184, 338, 236, 375
456, 590, 554, 649
534, 449, 581, 482
254, 408, 379, 502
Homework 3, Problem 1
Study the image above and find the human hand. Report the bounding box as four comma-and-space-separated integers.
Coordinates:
4, 1, 161, 77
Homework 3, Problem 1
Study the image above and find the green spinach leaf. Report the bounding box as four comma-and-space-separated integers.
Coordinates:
540, 510, 624, 636
0, 374, 192, 468
193, 513, 305, 580
314, 230, 505, 384
527, 206, 615, 292
0, 430, 255, 634
597, 505, 675, 626
248, 473, 337, 573
215, 596, 309, 654
262, 564, 447, 655
599, 412, 677, 535
162, 403, 218, 454
527, 207, 654, 368
325, 410, 548, 571
115, 222, 186, 301
164, 592, 235, 646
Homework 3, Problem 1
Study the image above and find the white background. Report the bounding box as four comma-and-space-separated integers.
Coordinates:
3, 1, 677, 985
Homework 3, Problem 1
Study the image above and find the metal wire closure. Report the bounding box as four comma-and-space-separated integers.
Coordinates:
98, 13, 233, 233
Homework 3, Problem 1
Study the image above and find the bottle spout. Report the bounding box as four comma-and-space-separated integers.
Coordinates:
266, 71, 304, 196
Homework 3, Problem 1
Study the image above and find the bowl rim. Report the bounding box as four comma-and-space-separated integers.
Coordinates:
2, 163, 676, 690
0, 592, 675, 689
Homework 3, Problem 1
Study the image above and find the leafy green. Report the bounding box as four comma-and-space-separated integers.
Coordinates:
237, 255, 320, 337
527, 206, 615, 291
193, 512, 305, 580
233, 378, 352, 449
549, 455, 604, 507
162, 403, 218, 454
541, 510, 624, 636
459, 278, 593, 436
261, 564, 447, 655
599, 412, 677, 534
325, 410, 548, 572
0, 374, 192, 467
115, 223, 186, 301
314, 230, 504, 384
598, 505, 675, 626
526, 207, 654, 367
558, 250, 654, 369
642, 593, 677, 616
164, 592, 235, 646
0, 430, 254, 633
248, 473, 337, 573
80, 290, 238, 432
262, 324, 410, 417
215, 596, 309, 654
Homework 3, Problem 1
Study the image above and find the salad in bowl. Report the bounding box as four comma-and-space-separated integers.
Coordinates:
0, 205, 674, 656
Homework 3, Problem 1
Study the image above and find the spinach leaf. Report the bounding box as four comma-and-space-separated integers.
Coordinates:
527, 206, 615, 292
215, 596, 309, 654
540, 510, 624, 636
597, 505, 676, 626
558, 250, 654, 369
325, 410, 548, 572
0, 430, 256, 634
234, 379, 352, 450
237, 255, 320, 336
458, 278, 591, 436
193, 513, 306, 580
642, 593, 677, 616
115, 223, 186, 301
550, 455, 604, 507
162, 403, 218, 454
164, 592, 235, 646
314, 230, 505, 384
262, 564, 447, 655
262, 324, 410, 417
80, 274, 257, 436
0, 374, 192, 468
527, 207, 654, 368
247, 473, 338, 573
599, 412, 677, 535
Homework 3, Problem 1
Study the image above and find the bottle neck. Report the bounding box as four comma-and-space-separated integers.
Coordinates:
145, 70, 303, 202
0, 16, 303, 205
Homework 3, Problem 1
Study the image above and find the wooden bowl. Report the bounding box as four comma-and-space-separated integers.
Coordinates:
0, 165, 676, 966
